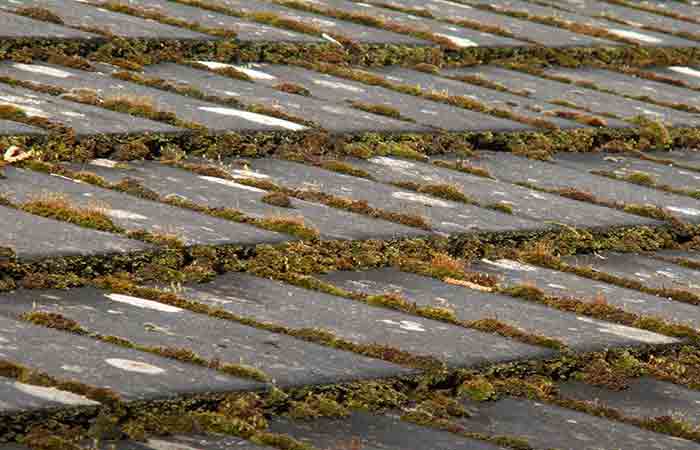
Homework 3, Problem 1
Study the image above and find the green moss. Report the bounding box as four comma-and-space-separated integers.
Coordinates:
459, 377, 496, 402
19, 311, 87, 334
262, 192, 293, 208
319, 160, 374, 179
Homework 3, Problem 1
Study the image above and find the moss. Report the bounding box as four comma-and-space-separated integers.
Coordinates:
433, 160, 492, 178
257, 215, 320, 240
319, 160, 374, 180
413, 63, 440, 74
0, 104, 28, 121
486, 202, 514, 214
274, 82, 311, 97
458, 376, 496, 402
348, 101, 412, 122
14, 7, 64, 24
417, 183, 473, 204
468, 318, 565, 350
376, 142, 428, 161
19, 311, 87, 334
262, 192, 293, 208
20, 194, 125, 234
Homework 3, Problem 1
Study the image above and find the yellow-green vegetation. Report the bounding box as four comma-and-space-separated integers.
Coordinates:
21, 194, 124, 234
319, 160, 374, 180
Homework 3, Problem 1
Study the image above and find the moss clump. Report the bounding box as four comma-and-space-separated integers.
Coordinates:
21, 194, 124, 234
486, 202, 514, 214
262, 192, 293, 208
413, 63, 440, 74
20, 311, 86, 334
633, 116, 672, 150
433, 160, 492, 178
417, 183, 472, 204
257, 215, 320, 240
348, 101, 411, 122
376, 143, 428, 161
468, 318, 565, 350
459, 377, 496, 401
218, 363, 270, 383
0, 104, 28, 121
274, 82, 311, 96
14, 6, 64, 24
319, 160, 374, 179
625, 171, 656, 186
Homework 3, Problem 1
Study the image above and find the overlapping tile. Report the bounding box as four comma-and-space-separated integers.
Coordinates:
240, 158, 545, 236
0, 205, 149, 261
0, 62, 308, 133
96, 435, 274, 450
68, 159, 426, 241
0, 120, 45, 136
558, 377, 700, 427
442, 66, 700, 126
0, 378, 100, 413
0, 314, 263, 401
140, 63, 430, 133
648, 66, 700, 89
562, 251, 700, 294
0, 0, 211, 39
447, 151, 700, 223
228, 64, 532, 132
457, 397, 700, 450
367, 66, 629, 129
0, 10, 98, 39
196, 0, 428, 44
472, 258, 700, 329
319, 268, 678, 350
0, 83, 181, 136
182, 272, 555, 368
348, 155, 653, 228
0, 166, 291, 246
269, 410, 504, 450
0, 287, 410, 387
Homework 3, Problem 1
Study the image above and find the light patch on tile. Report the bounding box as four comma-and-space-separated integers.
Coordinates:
607, 29, 662, 44
312, 79, 365, 93
577, 317, 678, 344
230, 169, 270, 179
197, 106, 307, 131
103, 209, 148, 220
90, 158, 121, 168
433, 0, 473, 9
105, 358, 166, 375
199, 175, 266, 192
146, 439, 199, 450
14, 382, 99, 406
321, 33, 343, 46
0, 102, 46, 118
195, 61, 276, 80
12, 63, 73, 78
106, 293, 184, 313
482, 258, 537, 272
434, 33, 477, 48
669, 66, 700, 78
667, 206, 700, 217
379, 319, 426, 332
369, 156, 416, 170
392, 191, 453, 207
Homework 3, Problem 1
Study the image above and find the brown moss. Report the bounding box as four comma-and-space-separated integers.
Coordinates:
432, 160, 493, 178
348, 101, 411, 122
14, 7, 64, 24
21, 194, 124, 234
274, 82, 311, 97
319, 160, 374, 179
262, 191, 293, 208
20, 311, 86, 334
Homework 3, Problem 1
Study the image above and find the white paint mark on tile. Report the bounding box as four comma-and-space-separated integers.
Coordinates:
14, 382, 100, 405
312, 79, 365, 93
434, 33, 478, 48
62, 111, 85, 118
199, 175, 266, 192
667, 206, 700, 216
61, 365, 85, 373
105, 358, 166, 374
106, 293, 183, 313
669, 66, 700, 78
393, 191, 453, 207
195, 61, 276, 80
607, 29, 662, 44
12, 63, 73, 78
369, 156, 416, 169
547, 283, 568, 289
577, 317, 678, 344
89, 159, 121, 168
380, 319, 426, 332
103, 209, 148, 220
197, 106, 307, 131
321, 33, 343, 46
482, 259, 538, 272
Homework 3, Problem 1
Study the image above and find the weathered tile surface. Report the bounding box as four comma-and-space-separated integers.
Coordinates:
269, 411, 505, 450
553, 152, 700, 196
233, 64, 532, 132
558, 377, 700, 427
0, 120, 45, 136
93, 0, 319, 43
448, 151, 700, 223
0, 287, 411, 388
350, 155, 653, 228
291, 0, 527, 48
0, 378, 100, 413
368, 66, 629, 129
96, 435, 274, 450
141, 63, 430, 133
241, 158, 545, 236
562, 251, 700, 294
0, 63, 308, 133
467, 0, 697, 46
472, 258, 700, 329
457, 397, 700, 450
0, 166, 291, 246
375, 0, 614, 47
653, 249, 700, 265
0, 0, 210, 39
442, 66, 700, 126
68, 159, 426, 241
320, 268, 678, 350
182, 272, 555, 368
647, 66, 700, 89
198, 0, 428, 44
545, 67, 700, 111
0, 82, 181, 136
0, 10, 98, 39
0, 315, 263, 401
0, 205, 150, 261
